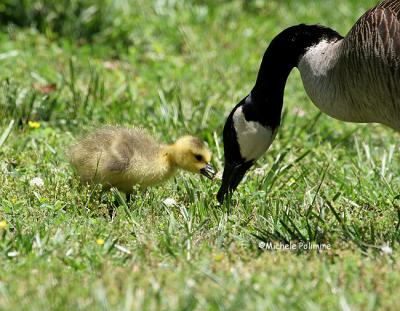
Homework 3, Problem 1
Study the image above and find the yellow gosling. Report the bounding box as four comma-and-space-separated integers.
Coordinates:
68, 126, 216, 194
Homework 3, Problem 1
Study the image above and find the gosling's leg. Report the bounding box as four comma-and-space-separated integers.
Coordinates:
126, 186, 143, 203
107, 204, 116, 219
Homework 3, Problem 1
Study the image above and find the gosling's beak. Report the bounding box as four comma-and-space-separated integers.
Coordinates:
217, 161, 253, 203
200, 163, 216, 180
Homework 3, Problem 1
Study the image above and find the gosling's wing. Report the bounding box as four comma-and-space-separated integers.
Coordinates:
69, 127, 128, 178
106, 131, 133, 172
104, 127, 161, 173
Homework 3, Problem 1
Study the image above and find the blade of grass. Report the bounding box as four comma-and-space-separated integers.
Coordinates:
0, 119, 15, 148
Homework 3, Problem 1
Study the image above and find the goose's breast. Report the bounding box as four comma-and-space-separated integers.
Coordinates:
298, 40, 400, 130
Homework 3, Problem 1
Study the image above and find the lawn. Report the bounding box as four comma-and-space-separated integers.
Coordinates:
0, 0, 399, 310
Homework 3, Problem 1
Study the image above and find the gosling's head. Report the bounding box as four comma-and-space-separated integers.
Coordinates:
169, 136, 216, 179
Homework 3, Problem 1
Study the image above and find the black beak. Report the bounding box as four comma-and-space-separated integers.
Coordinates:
217, 161, 253, 203
200, 163, 216, 180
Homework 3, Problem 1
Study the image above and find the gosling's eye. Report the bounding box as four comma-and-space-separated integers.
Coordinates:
194, 154, 203, 162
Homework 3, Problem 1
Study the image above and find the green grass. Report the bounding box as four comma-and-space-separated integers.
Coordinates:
0, 0, 399, 310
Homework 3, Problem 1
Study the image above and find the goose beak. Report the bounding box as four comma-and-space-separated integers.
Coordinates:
217, 161, 253, 203
200, 163, 216, 180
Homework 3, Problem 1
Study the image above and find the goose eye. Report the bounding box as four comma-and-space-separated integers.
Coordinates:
194, 154, 203, 162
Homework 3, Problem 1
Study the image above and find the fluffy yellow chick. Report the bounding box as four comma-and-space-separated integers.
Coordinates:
68, 126, 216, 194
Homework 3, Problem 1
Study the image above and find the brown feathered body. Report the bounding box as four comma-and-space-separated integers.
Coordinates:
299, 0, 400, 129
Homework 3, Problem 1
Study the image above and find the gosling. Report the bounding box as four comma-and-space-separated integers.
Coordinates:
68, 126, 216, 194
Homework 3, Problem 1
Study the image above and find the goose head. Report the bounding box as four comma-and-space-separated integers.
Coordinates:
217, 24, 343, 203
217, 94, 278, 203
169, 135, 216, 179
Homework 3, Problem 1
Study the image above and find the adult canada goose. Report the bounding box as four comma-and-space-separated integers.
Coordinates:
69, 126, 216, 195
217, 0, 400, 203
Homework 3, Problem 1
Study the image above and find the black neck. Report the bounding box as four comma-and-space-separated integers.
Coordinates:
249, 24, 343, 128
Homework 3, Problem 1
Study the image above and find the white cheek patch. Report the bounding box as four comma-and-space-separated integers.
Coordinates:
233, 107, 277, 162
